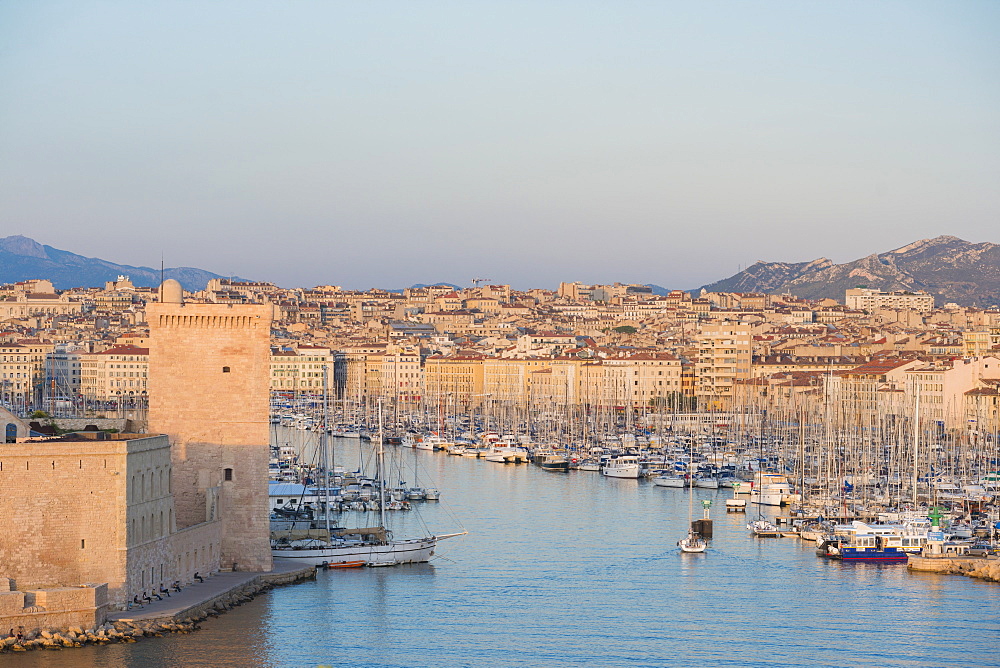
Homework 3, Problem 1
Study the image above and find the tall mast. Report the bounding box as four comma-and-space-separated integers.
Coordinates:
798, 405, 805, 504
323, 366, 331, 536
912, 379, 920, 507
378, 399, 388, 535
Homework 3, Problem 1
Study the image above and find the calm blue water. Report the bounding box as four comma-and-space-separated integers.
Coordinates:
11, 442, 1000, 668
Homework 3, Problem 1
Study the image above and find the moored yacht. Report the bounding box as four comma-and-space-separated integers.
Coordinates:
652, 474, 686, 488
693, 476, 719, 489
750, 472, 800, 506
602, 455, 642, 479
417, 434, 452, 451
537, 452, 569, 471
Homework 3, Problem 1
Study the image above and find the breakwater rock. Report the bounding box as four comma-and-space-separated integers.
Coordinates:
0, 620, 198, 653
1, 564, 315, 653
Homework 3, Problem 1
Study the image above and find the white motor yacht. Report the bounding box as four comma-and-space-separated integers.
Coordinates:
750, 472, 800, 506
602, 455, 642, 479
417, 435, 452, 451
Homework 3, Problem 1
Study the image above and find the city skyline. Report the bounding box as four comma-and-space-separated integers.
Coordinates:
2, 2, 998, 290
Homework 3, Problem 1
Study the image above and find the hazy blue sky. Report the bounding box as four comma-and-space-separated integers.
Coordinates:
2, 1, 998, 290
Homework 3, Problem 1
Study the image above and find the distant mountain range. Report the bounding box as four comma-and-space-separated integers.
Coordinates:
696, 236, 1000, 307
4, 234, 998, 307
0, 235, 245, 292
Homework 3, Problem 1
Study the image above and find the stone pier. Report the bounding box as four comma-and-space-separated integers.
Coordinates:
108, 558, 314, 624
908, 555, 1000, 583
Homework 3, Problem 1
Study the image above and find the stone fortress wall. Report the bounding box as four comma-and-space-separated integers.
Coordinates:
0, 281, 275, 633
0, 436, 133, 592
0, 433, 221, 610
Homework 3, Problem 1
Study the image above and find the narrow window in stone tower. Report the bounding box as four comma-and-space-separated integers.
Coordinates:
224, 467, 233, 481
222, 366, 231, 373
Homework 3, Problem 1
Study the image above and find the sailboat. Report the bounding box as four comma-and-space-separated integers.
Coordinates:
271, 396, 466, 567
678, 446, 707, 553
678, 527, 707, 553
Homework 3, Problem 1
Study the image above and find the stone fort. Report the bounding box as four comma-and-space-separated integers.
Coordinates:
0, 280, 273, 628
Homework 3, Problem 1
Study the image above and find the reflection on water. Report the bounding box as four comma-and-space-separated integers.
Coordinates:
8, 438, 1000, 667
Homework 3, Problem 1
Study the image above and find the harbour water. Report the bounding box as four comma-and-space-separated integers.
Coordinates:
10, 441, 1000, 668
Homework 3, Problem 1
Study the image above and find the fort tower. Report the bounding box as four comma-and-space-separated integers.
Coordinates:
146, 280, 273, 571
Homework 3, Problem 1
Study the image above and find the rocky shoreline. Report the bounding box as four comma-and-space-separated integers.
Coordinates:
1, 619, 199, 652
908, 555, 1000, 583
0, 567, 315, 654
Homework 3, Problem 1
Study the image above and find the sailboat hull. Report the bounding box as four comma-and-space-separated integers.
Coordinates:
272, 537, 438, 567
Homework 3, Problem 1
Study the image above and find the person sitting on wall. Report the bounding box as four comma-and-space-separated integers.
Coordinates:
159, 585, 171, 597
132, 595, 142, 608
194, 572, 204, 583
172, 580, 182, 592
142, 591, 152, 604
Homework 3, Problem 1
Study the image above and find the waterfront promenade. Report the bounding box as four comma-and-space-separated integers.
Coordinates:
108, 559, 314, 623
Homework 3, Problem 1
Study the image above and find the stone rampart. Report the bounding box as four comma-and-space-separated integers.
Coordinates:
0, 581, 108, 632
51, 418, 130, 432
0, 439, 129, 591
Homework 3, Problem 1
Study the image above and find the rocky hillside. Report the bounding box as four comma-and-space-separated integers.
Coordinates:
0, 235, 246, 291
697, 236, 1000, 307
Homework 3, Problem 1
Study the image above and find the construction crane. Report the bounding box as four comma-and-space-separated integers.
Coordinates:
471, 277, 492, 287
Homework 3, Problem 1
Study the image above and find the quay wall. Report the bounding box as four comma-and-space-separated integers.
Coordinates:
111, 564, 315, 625
908, 555, 1000, 583
170, 566, 315, 623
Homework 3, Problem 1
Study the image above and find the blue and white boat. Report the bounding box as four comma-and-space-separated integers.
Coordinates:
835, 534, 909, 563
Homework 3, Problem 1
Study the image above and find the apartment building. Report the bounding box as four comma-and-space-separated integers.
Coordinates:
270, 345, 335, 394
78, 344, 149, 403
694, 323, 753, 409
424, 354, 486, 408
845, 288, 934, 312
365, 349, 422, 405
0, 342, 46, 407
902, 357, 1000, 429
962, 327, 1000, 357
